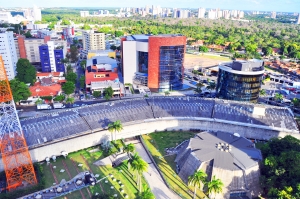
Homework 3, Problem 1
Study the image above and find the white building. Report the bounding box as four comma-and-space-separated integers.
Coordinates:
0, 31, 18, 80
297, 14, 300, 24
271, 11, 276, 19
0, 11, 13, 23
238, 11, 245, 19
82, 30, 105, 55
208, 10, 217, 19
33, 5, 42, 21
197, 8, 205, 18
80, 11, 90, 17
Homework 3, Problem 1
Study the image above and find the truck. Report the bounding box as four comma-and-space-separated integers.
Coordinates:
53, 103, 65, 109
37, 104, 52, 110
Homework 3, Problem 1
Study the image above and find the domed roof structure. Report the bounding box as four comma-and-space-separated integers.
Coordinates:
175, 132, 262, 199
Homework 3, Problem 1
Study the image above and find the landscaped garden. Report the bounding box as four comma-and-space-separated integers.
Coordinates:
0, 140, 151, 199
142, 131, 207, 199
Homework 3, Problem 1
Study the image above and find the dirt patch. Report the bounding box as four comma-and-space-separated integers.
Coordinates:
184, 53, 230, 69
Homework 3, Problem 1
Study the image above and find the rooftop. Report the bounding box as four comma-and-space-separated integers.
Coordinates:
125, 34, 184, 42
219, 59, 265, 74
29, 82, 61, 97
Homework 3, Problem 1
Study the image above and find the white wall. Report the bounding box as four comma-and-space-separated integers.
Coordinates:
47, 41, 56, 72
136, 41, 148, 52
0, 31, 17, 80
123, 41, 137, 84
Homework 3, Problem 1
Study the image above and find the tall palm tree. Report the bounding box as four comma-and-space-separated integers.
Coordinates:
124, 143, 135, 157
188, 170, 207, 199
207, 175, 224, 199
107, 120, 123, 142
127, 152, 141, 171
137, 184, 155, 199
206, 81, 216, 96
131, 157, 148, 192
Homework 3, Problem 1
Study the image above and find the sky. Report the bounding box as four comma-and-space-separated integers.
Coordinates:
1, 0, 299, 12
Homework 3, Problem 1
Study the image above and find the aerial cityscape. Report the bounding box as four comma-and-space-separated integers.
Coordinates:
0, 1, 300, 199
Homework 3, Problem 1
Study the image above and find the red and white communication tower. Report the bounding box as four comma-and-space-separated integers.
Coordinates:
0, 56, 37, 190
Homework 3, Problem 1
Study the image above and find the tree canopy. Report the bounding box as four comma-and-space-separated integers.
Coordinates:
104, 86, 114, 100
62, 81, 75, 95
66, 72, 77, 83
260, 136, 300, 198
9, 79, 31, 104
16, 58, 36, 85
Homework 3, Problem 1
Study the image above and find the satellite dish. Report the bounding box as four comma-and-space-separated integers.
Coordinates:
52, 155, 57, 162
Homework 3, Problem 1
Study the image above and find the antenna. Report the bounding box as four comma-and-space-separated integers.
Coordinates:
0, 56, 37, 191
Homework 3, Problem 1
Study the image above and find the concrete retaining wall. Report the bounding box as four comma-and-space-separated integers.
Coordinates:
0, 118, 299, 172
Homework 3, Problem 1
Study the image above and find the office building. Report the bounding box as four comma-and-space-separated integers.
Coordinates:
80, 11, 90, 17
271, 11, 276, 19
216, 60, 264, 102
198, 8, 205, 18
82, 30, 105, 55
122, 34, 186, 92
208, 10, 217, 19
0, 31, 18, 80
39, 42, 65, 73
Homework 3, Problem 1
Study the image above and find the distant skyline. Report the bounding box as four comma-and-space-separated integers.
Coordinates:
1, 0, 299, 13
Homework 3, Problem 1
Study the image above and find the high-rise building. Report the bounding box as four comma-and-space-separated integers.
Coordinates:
271, 11, 276, 19
208, 10, 217, 19
173, 8, 178, 18
216, 60, 264, 102
82, 30, 105, 55
121, 34, 186, 92
198, 8, 205, 18
296, 13, 300, 24
145, 5, 150, 14
80, 11, 90, 17
223, 10, 230, 19
238, 11, 245, 18
0, 31, 18, 80
0, 11, 13, 23
33, 5, 42, 21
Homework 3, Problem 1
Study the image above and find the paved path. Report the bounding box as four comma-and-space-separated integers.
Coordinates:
125, 140, 181, 199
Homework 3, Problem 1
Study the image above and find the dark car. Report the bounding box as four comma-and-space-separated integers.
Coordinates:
193, 77, 199, 81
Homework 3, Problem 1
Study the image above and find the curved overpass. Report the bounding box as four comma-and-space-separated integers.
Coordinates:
0, 97, 299, 171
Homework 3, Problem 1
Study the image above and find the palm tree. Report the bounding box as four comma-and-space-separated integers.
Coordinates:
206, 81, 216, 96
274, 93, 283, 102
137, 184, 155, 199
124, 143, 135, 157
292, 98, 300, 108
259, 89, 267, 97
188, 170, 207, 199
207, 175, 224, 199
131, 156, 148, 192
108, 120, 123, 142
194, 81, 204, 95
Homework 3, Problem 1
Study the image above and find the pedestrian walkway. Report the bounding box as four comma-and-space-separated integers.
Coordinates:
125, 140, 181, 199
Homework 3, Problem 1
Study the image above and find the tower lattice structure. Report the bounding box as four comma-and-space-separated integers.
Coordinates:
0, 56, 37, 190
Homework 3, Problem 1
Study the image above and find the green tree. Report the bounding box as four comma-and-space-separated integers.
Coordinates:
292, 98, 300, 107
9, 79, 31, 104
262, 47, 273, 56
82, 24, 91, 30
62, 81, 75, 96
93, 91, 101, 98
35, 98, 43, 105
137, 184, 155, 199
274, 93, 284, 102
80, 60, 86, 69
70, 45, 78, 63
61, 19, 71, 25
188, 170, 207, 199
108, 120, 123, 142
53, 94, 65, 102
124, 143, 135, 157
115, 30, 124, 37
110, 45, 117, 50
66, 72, 77, 83
104, 86, 114, 100
130, 154, 148, 192
16, 58, 36, 85
66, 64, 72, 74
259, 89, 267, 97
24, 31, 32, 38
79, 75, 85, 89
207, 175, 224, 199
65, 97, 75, 104
164, 91, 170, 96
199, 46, 209, 52
206, 81, 216, 95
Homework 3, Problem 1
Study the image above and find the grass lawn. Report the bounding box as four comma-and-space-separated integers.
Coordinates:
40, 144, 148, 199
142, 131, 207, 199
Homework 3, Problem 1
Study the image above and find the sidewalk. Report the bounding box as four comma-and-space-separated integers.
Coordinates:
125, 140, 181, 199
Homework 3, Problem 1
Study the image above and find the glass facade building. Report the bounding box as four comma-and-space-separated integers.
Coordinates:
216, 60, 264, 102
158, 45, 184, 92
